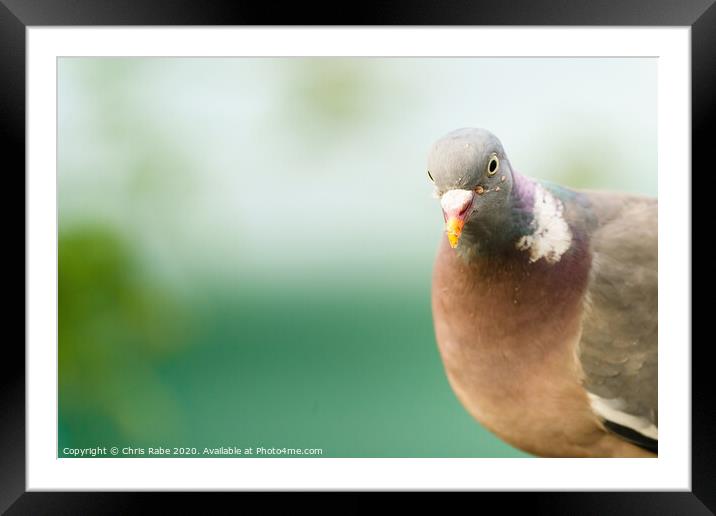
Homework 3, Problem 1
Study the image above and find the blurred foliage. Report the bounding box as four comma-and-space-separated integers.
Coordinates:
280, 60, 379, 142
290, 60, 373, 122
59, 225, 190, 443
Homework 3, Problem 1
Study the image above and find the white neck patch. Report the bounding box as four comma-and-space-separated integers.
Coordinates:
515, 183, 572, 264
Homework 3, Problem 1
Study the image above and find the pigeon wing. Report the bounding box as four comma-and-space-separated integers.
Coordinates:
577, 191, 658, 449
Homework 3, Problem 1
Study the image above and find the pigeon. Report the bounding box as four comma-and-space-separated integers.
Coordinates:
428, 128, 657, 458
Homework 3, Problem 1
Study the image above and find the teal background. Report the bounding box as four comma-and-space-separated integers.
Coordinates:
58, 58, 656, 457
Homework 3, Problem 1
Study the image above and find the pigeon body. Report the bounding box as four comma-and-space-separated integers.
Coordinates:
429, 128, 657, 458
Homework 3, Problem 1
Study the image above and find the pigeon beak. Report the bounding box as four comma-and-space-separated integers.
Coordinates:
440, 189, 475, 249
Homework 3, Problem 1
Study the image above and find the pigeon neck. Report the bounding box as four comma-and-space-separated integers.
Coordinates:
509, 170, 537, 214
456, 170, 538, 260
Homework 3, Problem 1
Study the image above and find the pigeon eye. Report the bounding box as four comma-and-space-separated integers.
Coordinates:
427, 170, 434, 183
487, 156, 499, 176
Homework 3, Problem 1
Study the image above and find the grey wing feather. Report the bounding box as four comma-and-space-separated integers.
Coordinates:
577, 191, 658, 430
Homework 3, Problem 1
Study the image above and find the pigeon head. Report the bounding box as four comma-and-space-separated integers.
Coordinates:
427, 128, 515, 250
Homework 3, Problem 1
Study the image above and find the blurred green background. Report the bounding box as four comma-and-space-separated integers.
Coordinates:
58, 58, 656, 458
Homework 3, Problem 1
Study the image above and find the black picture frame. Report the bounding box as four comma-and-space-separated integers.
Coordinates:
3, 0, 709, 511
